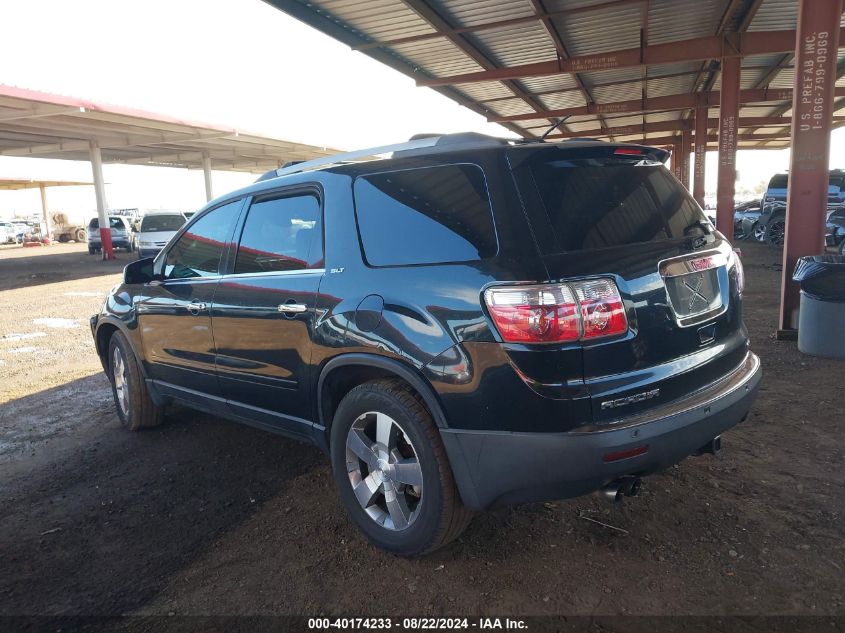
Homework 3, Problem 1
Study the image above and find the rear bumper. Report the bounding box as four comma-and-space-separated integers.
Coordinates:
441, 351, 761, 509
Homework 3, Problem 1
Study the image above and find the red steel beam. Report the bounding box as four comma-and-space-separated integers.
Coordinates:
693, 107, 708, 206
778, 0, 842, 334
634, 132, 795, 147
418, 28, 845, 87
545, 115, 827, 139
490, 87, 845, 122
681, 129, 693, 190
672, 136, 684, 182
717, 56, 741, 236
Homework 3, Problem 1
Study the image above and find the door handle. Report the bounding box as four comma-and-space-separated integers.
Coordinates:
187, 301, 207, 315
277, 303, 307, 314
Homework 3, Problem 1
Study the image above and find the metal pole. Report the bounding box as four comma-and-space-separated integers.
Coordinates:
672, 138, 683, 182
202, 152, 214, 202
681, 129, 692, 190
693, 106, 708, 206
716, 55, 740, 236
39, 183, 52, 238
89, 141, 113, 260
778, 0, 842, 334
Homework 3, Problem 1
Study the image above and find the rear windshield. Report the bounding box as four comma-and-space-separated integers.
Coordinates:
141, 214, 185, 232
524, 157, 709, 252
768, 174, 788, 190
88, 217, 125, 230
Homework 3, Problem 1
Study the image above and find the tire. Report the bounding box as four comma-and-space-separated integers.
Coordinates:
752, 222, 767, 242
766, 219, 786, 248
107, 330, 163, 431
88, 246, 96, 255
75, 228, 86, 242
330, 378, 472, 556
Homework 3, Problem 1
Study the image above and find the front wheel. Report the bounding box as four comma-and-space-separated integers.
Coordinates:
108, 331, 163, 431
330, 379, 472, 556
752, 222, 767, 242
766, 219, 785, 248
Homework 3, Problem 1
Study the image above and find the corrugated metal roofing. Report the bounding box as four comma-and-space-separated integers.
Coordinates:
270, 0, 845, 146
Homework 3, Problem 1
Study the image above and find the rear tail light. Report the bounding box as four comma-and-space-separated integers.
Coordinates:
484, 278, 628, 344
730, 248, 745, 296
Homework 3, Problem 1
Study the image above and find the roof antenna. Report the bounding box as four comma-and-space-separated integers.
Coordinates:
539, 115, 571, 142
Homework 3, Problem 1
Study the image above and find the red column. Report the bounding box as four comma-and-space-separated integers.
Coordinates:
778, 0, 842, 333
681, 129, 693, 190
717, 56, 740, 235
672, 137, 683, 181
693, 107, 708, 206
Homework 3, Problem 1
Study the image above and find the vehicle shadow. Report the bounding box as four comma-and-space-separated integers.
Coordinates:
0, 249, 129, 292
0, 376, 324, 616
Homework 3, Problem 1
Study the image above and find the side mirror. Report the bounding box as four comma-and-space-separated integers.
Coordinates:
124, 257, 156, 284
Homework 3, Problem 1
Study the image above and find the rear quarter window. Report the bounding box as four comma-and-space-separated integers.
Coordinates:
353, 164, 497, 266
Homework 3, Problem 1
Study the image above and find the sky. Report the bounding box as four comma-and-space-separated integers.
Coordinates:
0, 0, 843, 221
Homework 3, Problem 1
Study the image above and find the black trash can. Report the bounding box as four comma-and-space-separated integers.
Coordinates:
792, 255, 845, 358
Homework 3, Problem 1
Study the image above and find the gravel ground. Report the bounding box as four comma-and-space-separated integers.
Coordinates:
0, 241, 842, 619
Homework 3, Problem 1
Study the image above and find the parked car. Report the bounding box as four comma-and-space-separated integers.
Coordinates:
0, 221, 16, 244
764, 170, 845, 206
826, 206, 845, 255
91, 134, 761, 556
732, 200, 762, 240
136, 212, 187, 259
87, 216, 135, 254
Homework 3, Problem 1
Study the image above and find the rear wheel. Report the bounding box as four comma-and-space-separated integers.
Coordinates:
88, 246, 96, 255
75, 228, 86, 242
108, 331, 163, 431
766, 219, 785, 248
330, 378, 472, 556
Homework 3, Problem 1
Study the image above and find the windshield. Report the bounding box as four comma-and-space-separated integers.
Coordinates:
141, 214, 185, 233
521, 156, 711, 252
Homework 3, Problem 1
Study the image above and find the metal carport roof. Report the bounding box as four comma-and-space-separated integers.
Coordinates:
266, 0, 845, 149
0, 85, 337, 173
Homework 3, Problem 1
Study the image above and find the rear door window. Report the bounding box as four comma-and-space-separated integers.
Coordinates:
523, 156, 708, 252
353, 164, 497, 266
234, 193, 323, 274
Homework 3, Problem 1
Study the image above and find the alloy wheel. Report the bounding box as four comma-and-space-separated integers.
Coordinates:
768, 220, 785, 246
112, 347, 129, 415
753, 223, 767, 242
345, 411, 423, 531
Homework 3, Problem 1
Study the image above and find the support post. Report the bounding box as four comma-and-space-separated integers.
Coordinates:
39, 183, 52, 238
681, 129, 693, 190
89, 141, 113, 260
672, 137, 683, 182
202, 152, 214, 202
717, 56, 740, 235
693, 106, 708, 206
778, 0, 842, 334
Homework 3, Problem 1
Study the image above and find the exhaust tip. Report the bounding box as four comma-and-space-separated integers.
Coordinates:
598, 476, 641, 502
694, 435, 722, 456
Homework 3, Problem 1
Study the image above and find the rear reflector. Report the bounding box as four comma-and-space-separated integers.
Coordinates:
603, 445, 649, 463
484, 278, 628, 344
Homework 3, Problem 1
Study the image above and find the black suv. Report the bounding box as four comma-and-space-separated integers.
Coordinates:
91, 133, 761, 556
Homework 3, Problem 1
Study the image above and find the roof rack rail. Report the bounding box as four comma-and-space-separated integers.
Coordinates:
256, 133, 511, 182
262, 136, 443, 180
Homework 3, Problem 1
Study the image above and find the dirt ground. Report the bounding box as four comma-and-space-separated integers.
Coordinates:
0, 241, 843, 620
